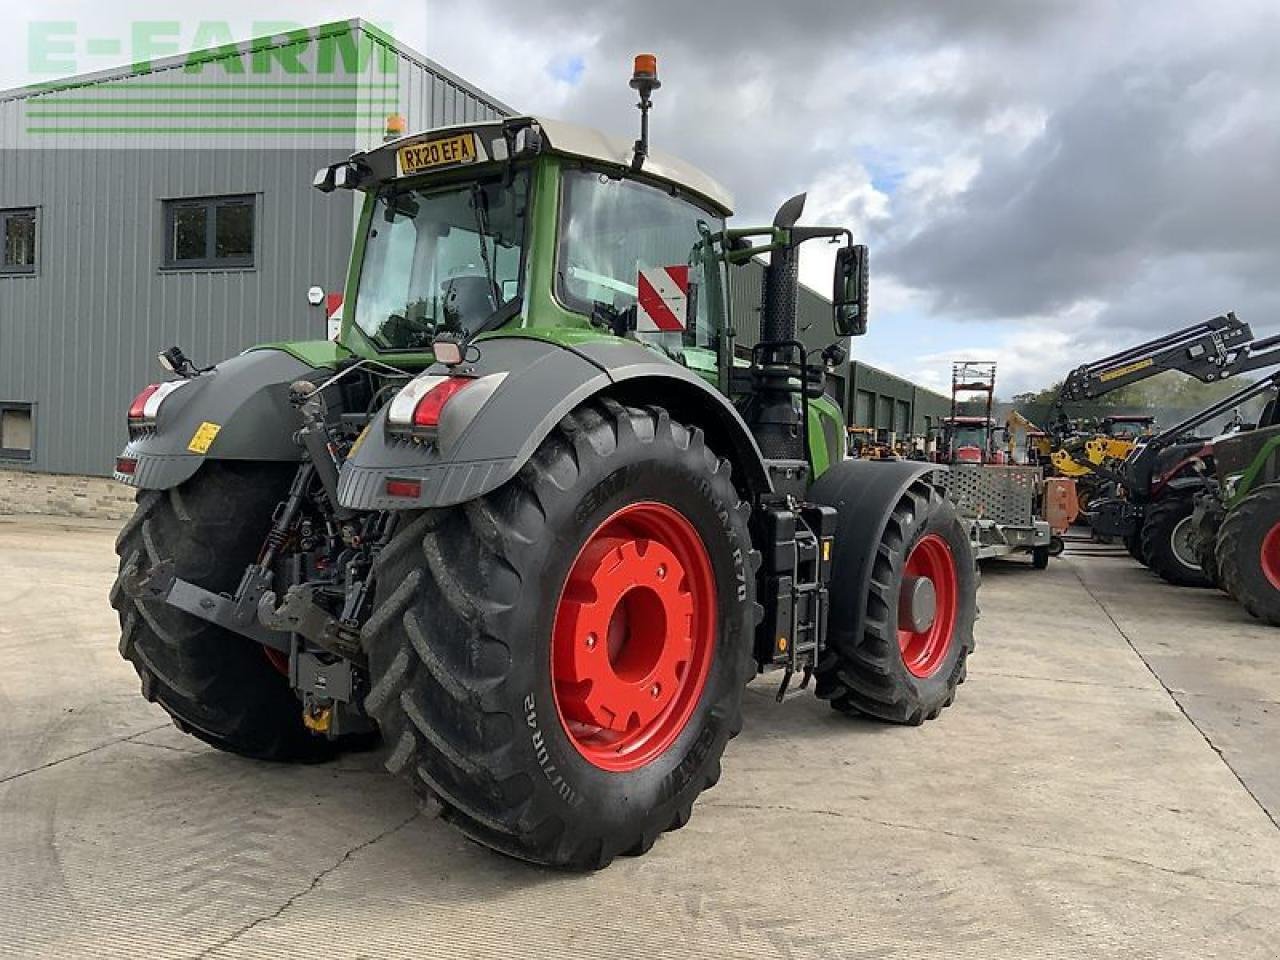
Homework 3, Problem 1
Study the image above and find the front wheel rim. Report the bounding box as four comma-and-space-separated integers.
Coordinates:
1260, 522, 1280, 590
1170, 514, 1198, 571
551, 501, 717, 772
898, 533, 959, 679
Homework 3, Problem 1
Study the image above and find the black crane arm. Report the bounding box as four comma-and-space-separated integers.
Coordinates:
1106, 367, 1280, 495
1057, 313, 1254, 406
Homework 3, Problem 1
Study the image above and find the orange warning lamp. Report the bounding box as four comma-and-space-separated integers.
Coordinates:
630, 54, 660, 93
629, 54, 660, 171
384, 113, 407, 141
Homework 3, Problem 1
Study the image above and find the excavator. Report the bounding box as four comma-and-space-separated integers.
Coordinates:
1054, 313, 1280, 585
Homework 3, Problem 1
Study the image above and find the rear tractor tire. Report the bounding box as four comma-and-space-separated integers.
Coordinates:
815, 479, 977, 724
110, 462, 338, 762
1218, 484, 1280, 625
1124, 530, 1147, 565
1141, 496, 1214, 588
362, 400, 758, 869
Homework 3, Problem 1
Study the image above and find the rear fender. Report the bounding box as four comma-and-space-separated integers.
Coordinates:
116, 349, 314, 489
338, 335, 771, 510
807, 459, 951, 650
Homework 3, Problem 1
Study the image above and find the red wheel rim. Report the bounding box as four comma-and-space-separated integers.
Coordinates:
898, 533, 959, 679
551, 502, 717, 772
263, 647, 290, 677
1261, 523, 1280, 591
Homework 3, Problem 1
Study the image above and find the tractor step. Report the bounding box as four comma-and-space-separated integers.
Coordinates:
754, 500, 837, 684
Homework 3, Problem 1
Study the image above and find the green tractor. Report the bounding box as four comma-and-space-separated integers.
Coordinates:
1192, 374, 1280, 620
111, 57, 977, 868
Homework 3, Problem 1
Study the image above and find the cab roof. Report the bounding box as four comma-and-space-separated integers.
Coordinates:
366, 115, 735, 214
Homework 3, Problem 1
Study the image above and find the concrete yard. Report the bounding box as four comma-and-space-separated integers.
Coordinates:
1, 514, 1277, 959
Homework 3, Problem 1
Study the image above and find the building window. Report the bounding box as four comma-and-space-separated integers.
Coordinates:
162, 195, 255, 269
1, 209, 37, 275
0, 403, 33, 460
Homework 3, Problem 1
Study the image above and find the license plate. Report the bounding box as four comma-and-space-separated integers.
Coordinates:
398, 132, 479, 175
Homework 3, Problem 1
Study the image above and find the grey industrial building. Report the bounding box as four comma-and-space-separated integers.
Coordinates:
0, 20, 507, 479
0, 19, 942, 483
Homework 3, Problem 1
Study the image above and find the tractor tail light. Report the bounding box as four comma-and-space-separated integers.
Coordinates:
128, 384, 162, 422
386, 375, 478, 439
412, 377, 475, 428
127, 380, 187, 429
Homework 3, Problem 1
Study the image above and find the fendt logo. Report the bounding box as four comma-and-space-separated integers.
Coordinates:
22, 20, 401, 140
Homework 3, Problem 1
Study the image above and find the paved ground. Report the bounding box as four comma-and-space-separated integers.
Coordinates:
1, 514, 1278, 959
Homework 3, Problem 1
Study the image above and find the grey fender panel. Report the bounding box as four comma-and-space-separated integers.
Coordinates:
337, 335, 770, 510
573, 340, 771, 496
808, 459, 949, 650
115, 349, 312, 489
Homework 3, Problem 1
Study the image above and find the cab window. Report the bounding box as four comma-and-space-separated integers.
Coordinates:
558, 170, 725, 353
354, 170, 528, 351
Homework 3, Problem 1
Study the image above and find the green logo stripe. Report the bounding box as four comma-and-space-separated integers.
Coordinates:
26, 81, 378, 91
23, 126, 387, 134
25, 111, 398, 118
27, 98, 400, 105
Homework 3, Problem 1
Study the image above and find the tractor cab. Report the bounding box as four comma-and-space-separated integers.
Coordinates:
316, 112, 736, 376
939, 416, 1004, 465
314, 90, 866, 486
1100, 414, 1156, 441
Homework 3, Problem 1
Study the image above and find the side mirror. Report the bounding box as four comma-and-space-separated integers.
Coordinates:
833, 244, 869, 337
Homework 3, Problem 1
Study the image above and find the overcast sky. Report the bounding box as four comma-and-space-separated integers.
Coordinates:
4, 1, 1277, 394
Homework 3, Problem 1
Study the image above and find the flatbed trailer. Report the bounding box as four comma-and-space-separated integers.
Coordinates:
943, 464, 1074, 567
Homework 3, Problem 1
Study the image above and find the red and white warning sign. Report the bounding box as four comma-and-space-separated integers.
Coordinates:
636, 265, 690, 332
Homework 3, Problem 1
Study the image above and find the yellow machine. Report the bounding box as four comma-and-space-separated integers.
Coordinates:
847, 426, 900, 459
1006, 410, 1052, 464
1050, 415, 1156, 479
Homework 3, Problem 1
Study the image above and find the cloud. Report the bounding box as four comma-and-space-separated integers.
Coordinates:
5, 0, 1276, 397
547, 54, 585, 87
414, 0, 1280, 396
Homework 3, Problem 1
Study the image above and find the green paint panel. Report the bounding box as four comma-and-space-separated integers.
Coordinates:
1229, 435, 1280, 506
249, 339, 352, 368
808, 393, 844, 478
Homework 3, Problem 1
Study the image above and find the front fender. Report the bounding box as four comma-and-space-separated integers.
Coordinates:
116, 349, 314, 489
338, 335, 770, 510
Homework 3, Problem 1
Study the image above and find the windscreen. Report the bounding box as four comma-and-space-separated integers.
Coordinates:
558, 170, 726, 354
354, 170, 528, 351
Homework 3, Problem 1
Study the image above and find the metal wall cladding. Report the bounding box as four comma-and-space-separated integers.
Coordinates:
0, 20, 510, 476
729, 262, 949, 433
846, 361, 951, 434
728, 258, 833, 355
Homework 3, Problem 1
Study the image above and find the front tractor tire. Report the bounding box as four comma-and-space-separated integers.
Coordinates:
110, 462, 336, 762
815, 479, 977, 724
1218, 484, 1280, 625
363, 400, 757, 869
1141, 497, 1214, 588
